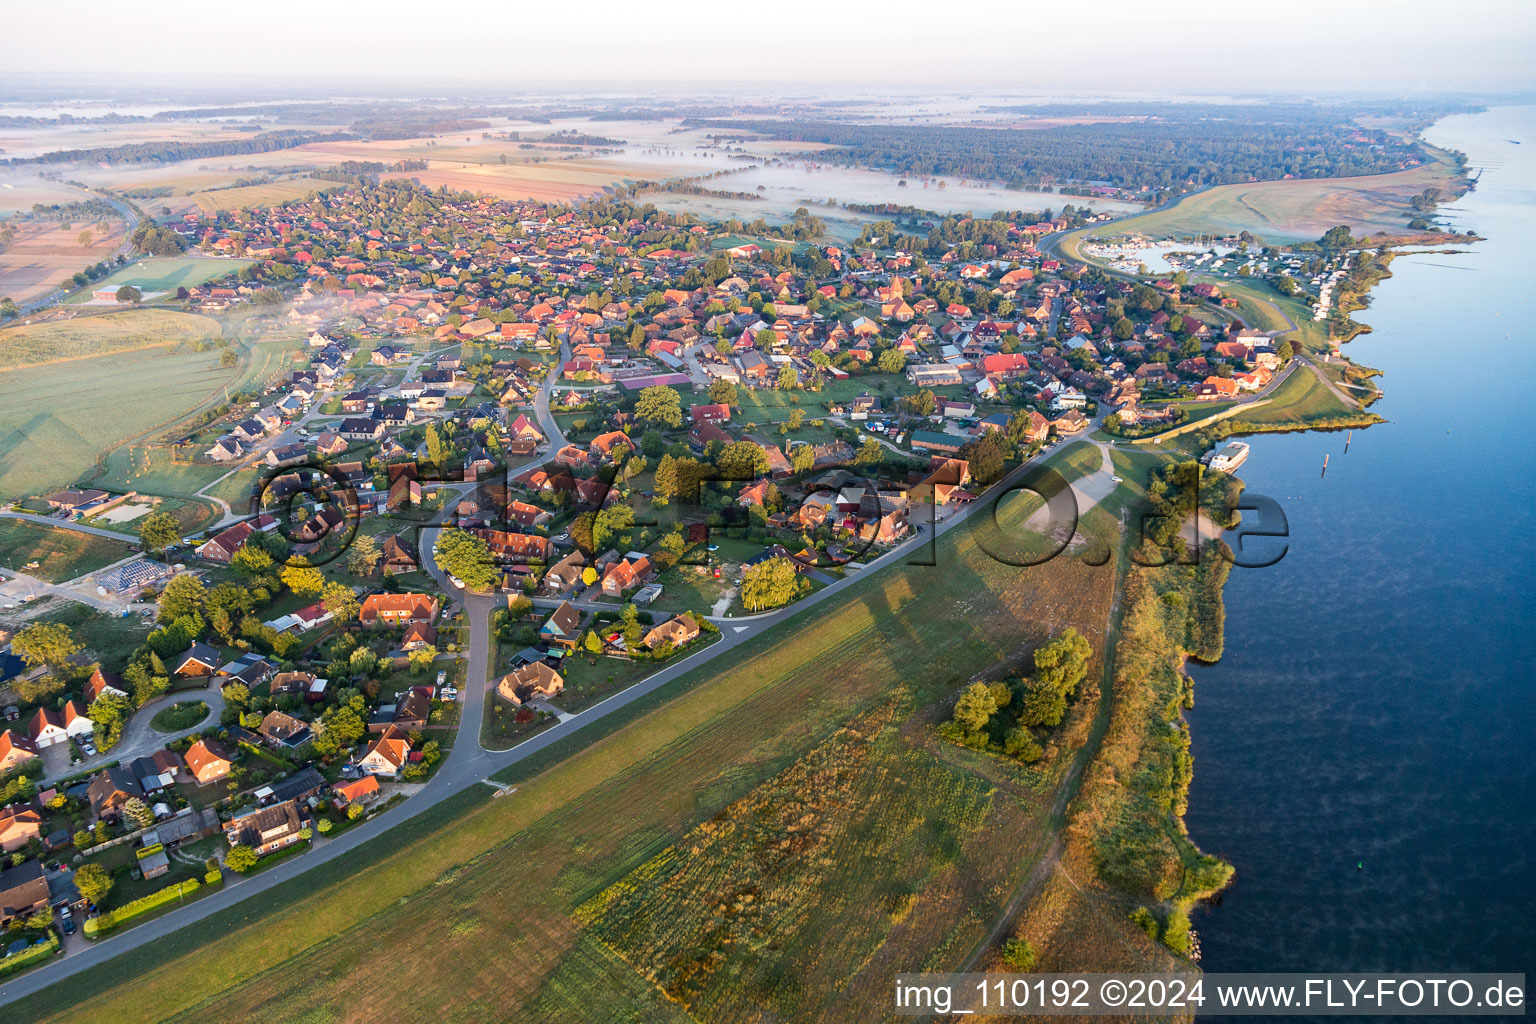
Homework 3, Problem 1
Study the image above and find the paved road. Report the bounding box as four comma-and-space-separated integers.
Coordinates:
0, 510, 144, 544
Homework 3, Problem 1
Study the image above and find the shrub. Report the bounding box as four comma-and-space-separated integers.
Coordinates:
1162, 907, 1192, 955
1000, 937, 1036, 971
83, 878, 202, 936
225, 845, 259, 873
1129, 906, 1159, 940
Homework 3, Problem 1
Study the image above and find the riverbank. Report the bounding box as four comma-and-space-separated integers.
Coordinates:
1182, 104, 1535, 973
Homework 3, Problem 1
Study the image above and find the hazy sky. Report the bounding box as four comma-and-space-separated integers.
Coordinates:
5, 0, 1534, 93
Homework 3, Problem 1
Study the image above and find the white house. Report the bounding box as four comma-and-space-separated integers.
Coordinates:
1050, 388, 1087, 412
63, 702, 94, 739
28, 708, 69, 748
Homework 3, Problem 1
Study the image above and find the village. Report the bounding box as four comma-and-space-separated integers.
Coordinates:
0, 176, 1305, 974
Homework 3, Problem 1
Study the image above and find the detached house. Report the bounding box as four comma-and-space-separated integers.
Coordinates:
27, 707, 68, 748
496, 662, 565, 706
539, 601, 583, 649
358, 593, 439, 626
357, 725, 411, 778
225, 799, 306, 856
0, 730, 39, 772
643, 614, 700, 650
184, 739, 235, 785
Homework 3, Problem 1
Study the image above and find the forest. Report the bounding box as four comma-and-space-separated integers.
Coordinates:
686, 108, 1429, 193
2, 130, 351, 167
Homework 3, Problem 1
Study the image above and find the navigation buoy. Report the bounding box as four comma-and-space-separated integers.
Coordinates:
1357, 861, 1364, 871
1345, 430, 1352, 453
1322, 453, 1330, 478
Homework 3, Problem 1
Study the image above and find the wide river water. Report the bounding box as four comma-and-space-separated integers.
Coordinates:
1185, 106, 1536, 972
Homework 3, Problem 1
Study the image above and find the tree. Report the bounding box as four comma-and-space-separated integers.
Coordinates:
899, 389, 936, 417
425, 422, 447, 467
122, 797, 154, 831
634, 385, 683, 429
1003, 726, 1043, 762
74, 863, 114, 906
877, 347, 906, 374
1113, 316, 1135, 340
11, 621, 82, 674
230, 544, 275, 577
592, 504, 635, 551
1018, 677, 1067, 728
952, 681, 999, 732
321, 582, 360, 624
408, 648, 436, 674
115, 284, 142, 304
435, 529, 498, 590
583, 630, 604, 655
716, 440, 769, 480
345, 534, 381, 576
854, 439, 883, 467
78, 229, 93, 248
959, 433, 1007, 486
707, 378, 737, 406
225, 845, 259, 873
739, 557, 805, 612
581, 566, 599, 587
158, 573, 207, 620
281, 558, 325, 597
791, 444, 816, 473
1034, 628, 1091, 698
776, 365, 799, 390
787, 408, 805, 430
138, 511, 181, 555
1319, 225, 1353, 250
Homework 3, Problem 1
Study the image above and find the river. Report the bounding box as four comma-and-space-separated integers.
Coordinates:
1185, 105, 1536, 973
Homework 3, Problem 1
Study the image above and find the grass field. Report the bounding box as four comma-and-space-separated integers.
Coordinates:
0, 518, 134, 583
0, 342, 242, 500
65, 258, 253, 302
0, 599, 151, 671
0, 308, 221, 370
1225, 367, 1358, 428
88, 444, 257, 510
15, 468, 1128, 1024
1072, 147, 1465, 245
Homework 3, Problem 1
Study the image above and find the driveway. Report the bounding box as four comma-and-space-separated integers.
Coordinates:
40, 683, 225, 786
